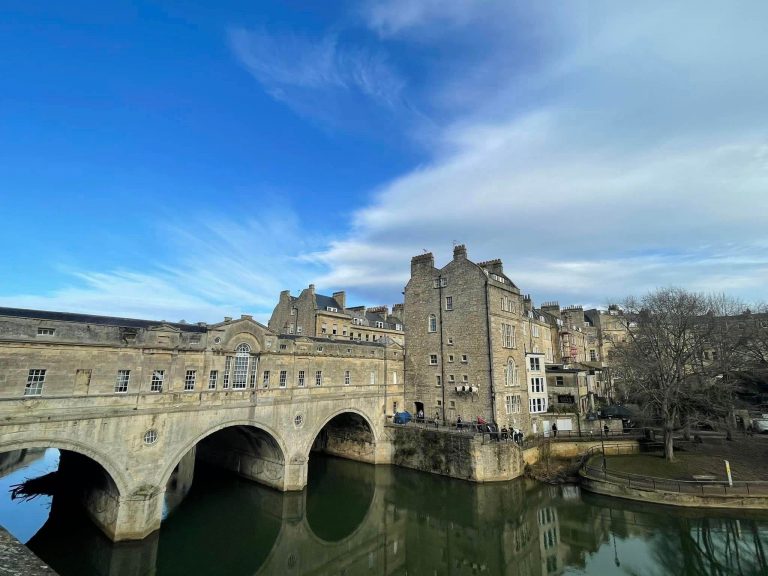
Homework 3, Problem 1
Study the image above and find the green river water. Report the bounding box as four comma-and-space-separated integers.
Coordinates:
1, 449, 767, 575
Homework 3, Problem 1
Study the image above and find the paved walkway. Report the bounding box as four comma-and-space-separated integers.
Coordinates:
0, 527, 57, 576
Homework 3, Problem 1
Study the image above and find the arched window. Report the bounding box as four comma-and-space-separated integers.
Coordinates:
505, 358, 518, 387
233, 343, 251, 389
428, 314, 437, 333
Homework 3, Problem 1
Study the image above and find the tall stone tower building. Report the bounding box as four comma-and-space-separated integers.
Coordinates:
403, 245, 536, 432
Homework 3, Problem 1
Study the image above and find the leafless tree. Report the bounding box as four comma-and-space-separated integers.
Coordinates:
609, 288, 717, 461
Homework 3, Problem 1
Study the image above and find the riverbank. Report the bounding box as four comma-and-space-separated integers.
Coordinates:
579, 437, 768, 509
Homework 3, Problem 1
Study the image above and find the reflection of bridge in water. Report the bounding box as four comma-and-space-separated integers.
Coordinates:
22, 456, 768, 576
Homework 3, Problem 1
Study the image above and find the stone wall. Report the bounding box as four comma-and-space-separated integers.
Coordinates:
389, 426, 524, 482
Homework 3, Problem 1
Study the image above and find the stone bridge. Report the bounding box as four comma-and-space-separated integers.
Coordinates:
0, 309, 403, 542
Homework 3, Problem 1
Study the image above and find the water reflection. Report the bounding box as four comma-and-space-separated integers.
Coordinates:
6, 454, 768, 576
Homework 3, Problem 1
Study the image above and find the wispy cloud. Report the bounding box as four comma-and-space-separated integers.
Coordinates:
228, 27, 406, 127
0, 205, 324, 324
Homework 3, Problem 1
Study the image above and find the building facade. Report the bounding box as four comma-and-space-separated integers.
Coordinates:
269, 284, 405, 345
403, 245, 534, 431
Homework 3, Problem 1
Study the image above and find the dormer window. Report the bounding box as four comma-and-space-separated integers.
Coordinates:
326, 306, 338, 312
375, 321, 384, 328
395, 324, 402, 331
491, 274, 505, 284
37, 327, 55, 336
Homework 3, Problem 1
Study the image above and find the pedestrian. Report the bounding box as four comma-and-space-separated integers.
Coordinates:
603, 423, 609, 436
552, 422, 558, 438
456, 415, 463, 429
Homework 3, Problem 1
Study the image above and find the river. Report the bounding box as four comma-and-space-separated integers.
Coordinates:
1, 449, 767, 575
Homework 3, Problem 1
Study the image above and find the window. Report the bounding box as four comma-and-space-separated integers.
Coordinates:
288, 325, 294, 334
529, 357, 541, 371
279, 344, 287, 350
353, 317, 364, 325
505, 359, 519, 387
448, 354, 454, 363
393, 401, 398, 413
297, 370, 305, 387
296, 326, 302, 334
375, 321, 384, 328
332, 325, 337, 335
502, 323, 516, 348
462, 374, 468, 382
428, 314, 437, 333
558, 394, 575, 404
290, 308, 296, 315
429, 354, 438, 365
233, 344, 250, 389
262, 370, 270, 388
501, 296, 512, 312
321, 324, 327, 334
447, 337, 454, 345
24, 369, 46, 396
344, 370, 351, 385
279, 370, 287, 388
590, 349, 598, 361
532, 325, 540, 338
223, 357, 232, 388
529, 397, 547, 413
461, 354, 468, 363
445, 296, 453, 311
436, 375, 442, 387
37, 327, 55, 336
315, 370, 322, 386
396, 324, 402, 331
316, 346, 324, 352
326, 306, 338, 312
208, 370, 218, 389
343, 328, 348, 336
392, 371, 397, 385
448, 374, 455, 383
555, 376, 564, 386
370, 371, 376, 385
184, 370, 196, 391
530, 377, 545, 393
505, 394, 521, 414
115, 370, 130, 393
150, 370, 164, 392
433, 278, 447, 288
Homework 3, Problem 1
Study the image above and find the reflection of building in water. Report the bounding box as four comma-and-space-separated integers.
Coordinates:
22, 458, 768, 576
0, 448, 45, 477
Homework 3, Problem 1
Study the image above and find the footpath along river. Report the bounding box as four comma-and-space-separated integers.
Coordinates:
1, 449, 768, 575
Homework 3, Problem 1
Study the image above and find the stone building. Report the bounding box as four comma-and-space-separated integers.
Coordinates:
403, 245, 534, 431
0, 307, 403, 414
268, 284, 405, 345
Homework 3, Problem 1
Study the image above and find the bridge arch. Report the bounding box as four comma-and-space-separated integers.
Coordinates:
0, 437, 129, 497
159, 420, 289, 491
305, 408, 379, 464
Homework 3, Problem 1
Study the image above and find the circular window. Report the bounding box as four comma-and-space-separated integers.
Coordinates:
294, 414, 304, 428
214, 337, 222, 344
143, 429, 158, 445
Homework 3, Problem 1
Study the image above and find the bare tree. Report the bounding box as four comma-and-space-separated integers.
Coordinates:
609, 288, 715, 461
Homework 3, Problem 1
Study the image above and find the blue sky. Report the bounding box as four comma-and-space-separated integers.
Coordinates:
2, 1, 767, 323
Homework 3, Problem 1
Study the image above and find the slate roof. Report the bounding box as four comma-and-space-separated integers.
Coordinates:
0, 307, 208, 333
315, 294, 343, 311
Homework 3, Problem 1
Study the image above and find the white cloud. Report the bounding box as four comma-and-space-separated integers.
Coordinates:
228, 27, 406, 126
307, 2, 768, 306
0, 207, 323, 324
